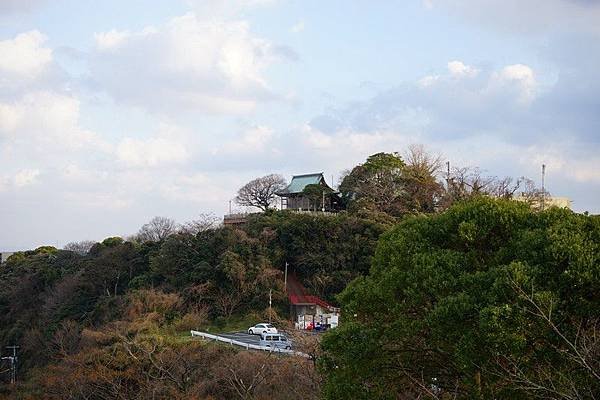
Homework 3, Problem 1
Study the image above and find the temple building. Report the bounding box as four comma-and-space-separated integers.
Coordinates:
275, 172, 341, 212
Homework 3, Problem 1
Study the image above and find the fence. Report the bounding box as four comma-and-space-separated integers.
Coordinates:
190, 331, 310, 358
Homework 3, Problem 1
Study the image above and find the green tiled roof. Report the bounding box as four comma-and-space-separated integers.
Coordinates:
279, 173, 324, 194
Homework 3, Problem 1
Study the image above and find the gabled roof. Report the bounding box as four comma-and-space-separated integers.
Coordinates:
286, 274, 337, 311
277, 172, 326, 195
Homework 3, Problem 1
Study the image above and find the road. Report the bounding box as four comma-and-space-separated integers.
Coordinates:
217, 331, 262, 346
191, 330, 310, 357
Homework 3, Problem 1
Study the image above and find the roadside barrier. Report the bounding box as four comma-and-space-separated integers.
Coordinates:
190, 330, 310, 358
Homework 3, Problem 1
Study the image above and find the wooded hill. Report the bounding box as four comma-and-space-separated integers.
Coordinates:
0, 150, 597, 399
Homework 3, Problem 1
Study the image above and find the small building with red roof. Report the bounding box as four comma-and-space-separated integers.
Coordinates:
286, 273, 340, 329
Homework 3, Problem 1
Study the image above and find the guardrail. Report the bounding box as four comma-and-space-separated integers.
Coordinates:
190, 330, 310, 358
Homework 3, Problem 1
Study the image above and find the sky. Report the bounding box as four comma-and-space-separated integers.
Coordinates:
1, 0, 599, 250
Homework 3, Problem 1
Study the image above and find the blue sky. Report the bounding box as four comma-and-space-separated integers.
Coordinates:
1, 0, 599, 250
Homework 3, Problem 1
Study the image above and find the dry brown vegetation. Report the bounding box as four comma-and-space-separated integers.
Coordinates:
11, 289, 321, 400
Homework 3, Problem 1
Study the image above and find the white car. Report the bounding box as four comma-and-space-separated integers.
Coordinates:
248, 323, 278, 335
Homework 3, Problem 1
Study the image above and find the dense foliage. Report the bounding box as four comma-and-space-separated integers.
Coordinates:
320, 197, 600, 399
245, 211, 387, 300
0, 211, 386, 396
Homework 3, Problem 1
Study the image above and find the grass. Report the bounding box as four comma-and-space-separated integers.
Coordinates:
202, 312, 263, 334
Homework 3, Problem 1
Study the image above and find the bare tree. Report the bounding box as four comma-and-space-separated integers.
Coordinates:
215, 350, 320, 400
443, 165, 533, 206
179, 213, 218, 235
401, 144, 445, 212
216, 352, 272, 400
518, 178, 552, 211
405, 144, 443, 177
136, 216, 177, 242
235, 174, 287, 211
51, 320, 82, 358
64, 240, 96, 255
213, 286, 245, 319
462, 167, 496, 195
442, 166, 522, 208
489, 176, 524, 199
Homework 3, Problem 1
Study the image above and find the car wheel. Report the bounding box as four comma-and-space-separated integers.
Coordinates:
285, 346, 291, 350
249, 329, 254, 335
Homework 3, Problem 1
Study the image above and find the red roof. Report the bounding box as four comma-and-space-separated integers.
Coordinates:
287, 274, 336, 310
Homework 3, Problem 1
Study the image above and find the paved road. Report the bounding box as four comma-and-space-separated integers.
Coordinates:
218, 331, 262, 346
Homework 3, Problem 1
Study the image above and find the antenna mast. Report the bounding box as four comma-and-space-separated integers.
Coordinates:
541, 164, 546, 211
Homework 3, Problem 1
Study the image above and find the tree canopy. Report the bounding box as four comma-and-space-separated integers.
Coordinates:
320, 197, 600, 399
339, 152, 407, 215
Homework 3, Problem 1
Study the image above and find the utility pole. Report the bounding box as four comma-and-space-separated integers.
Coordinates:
228, 199, 232, 214
284, 262, 288, 292
541, 164, 546, 211
268, 289, 272, 323
3, 345, 19, 384
446, 161, 450, 186
322, 190, 326, 212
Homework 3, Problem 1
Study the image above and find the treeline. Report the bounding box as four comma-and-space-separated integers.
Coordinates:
236, 146, 549, 219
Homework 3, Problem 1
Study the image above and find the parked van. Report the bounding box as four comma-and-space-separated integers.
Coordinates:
259, 333, 292, 350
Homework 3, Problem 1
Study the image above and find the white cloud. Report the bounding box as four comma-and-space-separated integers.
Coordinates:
160, 172, 231, 203
447, 60, 479, 77
301, 123, 416, 159
418, 74, 440, 87
117, 136, 189, 167
302, 124, 334, 150
241, 125, 274, 149
0, 31, 52, 81
570, 160, 600, 184
490, 64, 537, 104
0, 91, 101, 149
314, 61, 539, 146
90, 12, 289, 115
217, 125, 276, 155
0, 102, 24, 132
94, 29, 131, 51
518, 144, 600, 185
61, 164, 109, 183
13, 169, 40, 187
185, 0, 277, 16
61, 191, 134, 210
